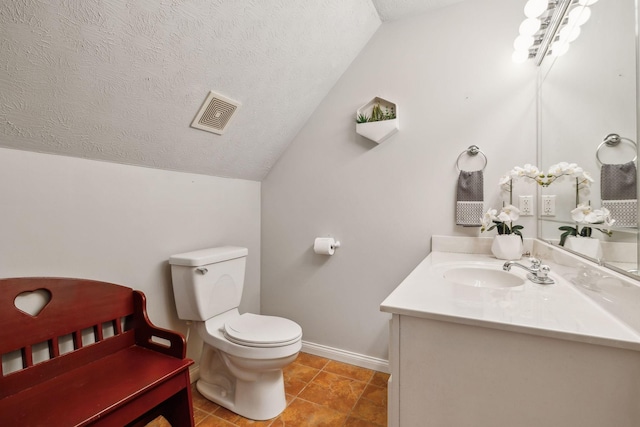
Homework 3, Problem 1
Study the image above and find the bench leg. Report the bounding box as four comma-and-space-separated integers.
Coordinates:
127, 385, 195, 427
161, 387, 195, 427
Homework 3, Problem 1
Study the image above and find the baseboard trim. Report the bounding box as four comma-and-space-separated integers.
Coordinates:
189, 364, 200, 384
187, 342, 390, 382
302, 341, 390, 373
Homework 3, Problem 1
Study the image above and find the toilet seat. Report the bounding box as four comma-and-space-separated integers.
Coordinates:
223, 313, 302, 348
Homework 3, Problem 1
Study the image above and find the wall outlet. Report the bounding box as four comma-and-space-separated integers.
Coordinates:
519, 195, 533, 216
541, 195, 556, 216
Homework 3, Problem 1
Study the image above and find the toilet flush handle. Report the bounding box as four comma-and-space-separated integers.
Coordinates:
196, 267, 208, 275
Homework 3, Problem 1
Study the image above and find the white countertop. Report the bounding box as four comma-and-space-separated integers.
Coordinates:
380, 248, 640, 351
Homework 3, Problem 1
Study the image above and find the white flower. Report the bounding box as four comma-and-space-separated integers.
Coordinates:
581, 170, 594, 183
480, 205, 523, 235
545, 162, 593, 191
481, 208, 498, 230
509, 164, 540, 180
548, 162, 569, 176
500, 164, 544, 190
566, 163, 583, 176
576, 170, 593, 192
585, 207, 615, 227
498, 175, 511, 186
584, 210, 602, 224
481, 209, 496, 232
501, 204, 520, 222
571, 204, 615, 226
510, 166, 525, 179
571, 203, 592, 223
522, 163, 541, 178
601, 207, 616, 227
497, 211, 511, 222
547, 162, 588, 179
498, 175, 512, 193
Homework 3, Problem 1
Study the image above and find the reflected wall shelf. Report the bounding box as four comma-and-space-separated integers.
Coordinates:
356, 97, 399, 144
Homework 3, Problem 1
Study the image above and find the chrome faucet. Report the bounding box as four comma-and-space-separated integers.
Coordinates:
503, 258, 555, 285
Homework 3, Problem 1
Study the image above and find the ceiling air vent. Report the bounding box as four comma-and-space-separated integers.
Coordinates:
191, 91, 241, 135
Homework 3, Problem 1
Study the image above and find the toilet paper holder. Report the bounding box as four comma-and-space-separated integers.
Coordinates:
313, 237, 341, 255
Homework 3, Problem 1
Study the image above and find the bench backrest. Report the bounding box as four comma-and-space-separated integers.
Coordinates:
0, 277, 138, 398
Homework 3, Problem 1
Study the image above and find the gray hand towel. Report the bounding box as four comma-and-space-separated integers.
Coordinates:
456, 170, 483, 227
601, 161, 637, 227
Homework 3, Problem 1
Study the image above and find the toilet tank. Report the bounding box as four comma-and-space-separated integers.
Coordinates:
169, 246, 248, 321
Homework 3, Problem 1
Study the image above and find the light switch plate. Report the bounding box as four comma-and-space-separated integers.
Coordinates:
519, 195, 533, 216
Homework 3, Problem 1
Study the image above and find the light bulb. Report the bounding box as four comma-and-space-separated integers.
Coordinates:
512, 50, 529, 64
524, 0, 548, 18
513, 35, 534, 51
519, 18, 541, 36
568, 6, 591, 26
559, 24, 581, 43
551, 41, 570, 57
578, 0, 598, 5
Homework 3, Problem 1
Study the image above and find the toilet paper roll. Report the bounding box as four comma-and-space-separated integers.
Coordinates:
314, 238, 336, 255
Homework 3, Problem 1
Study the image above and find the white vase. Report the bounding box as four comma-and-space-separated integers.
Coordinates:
563, 236, 603, 260
491, 235, 523, 260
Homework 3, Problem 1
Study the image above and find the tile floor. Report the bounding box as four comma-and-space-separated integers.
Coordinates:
147, 352, 388, 426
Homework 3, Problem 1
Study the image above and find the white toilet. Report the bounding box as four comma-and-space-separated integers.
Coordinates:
169, 246, 302, 420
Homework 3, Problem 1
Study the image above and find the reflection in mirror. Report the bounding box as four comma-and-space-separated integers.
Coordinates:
537, 0, 639, 277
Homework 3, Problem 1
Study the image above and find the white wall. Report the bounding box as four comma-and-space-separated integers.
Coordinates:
261, 0, 538, 362
0, 148, 261, 362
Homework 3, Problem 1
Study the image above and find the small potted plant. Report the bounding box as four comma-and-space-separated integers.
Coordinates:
481, 205, 523, 260
481, 164, 542, 260
558, 204, 614, 259
540, 162, 614, 259
355, 97, 399, 143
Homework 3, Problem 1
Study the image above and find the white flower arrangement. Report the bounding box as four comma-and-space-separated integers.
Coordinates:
498, 162, 593, 190
571, 204, 614, 225
480, 205, 523, 238
498, 164, 541, 196
519, 161, 613, 245
558, 203, 615, 245
543, 162, 594, 197
486, 162, 608, 244
482, 164, 536, 239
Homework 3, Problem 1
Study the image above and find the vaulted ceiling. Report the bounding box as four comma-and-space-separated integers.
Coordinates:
0, 0, 463, 180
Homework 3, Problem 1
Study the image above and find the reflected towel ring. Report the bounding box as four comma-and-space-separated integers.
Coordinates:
596, 133, 637, 165
456, 145, 487, 172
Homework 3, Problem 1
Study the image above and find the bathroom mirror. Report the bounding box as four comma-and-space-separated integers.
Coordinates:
537, 0, 639, 276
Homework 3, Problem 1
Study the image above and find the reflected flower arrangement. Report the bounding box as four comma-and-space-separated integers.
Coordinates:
482, 162, 610, 245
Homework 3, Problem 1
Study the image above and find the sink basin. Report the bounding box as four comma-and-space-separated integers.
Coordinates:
442, 267, 525, 288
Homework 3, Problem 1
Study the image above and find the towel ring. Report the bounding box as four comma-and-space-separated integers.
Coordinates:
596, 133, 637, 165
456, 145, 487, 172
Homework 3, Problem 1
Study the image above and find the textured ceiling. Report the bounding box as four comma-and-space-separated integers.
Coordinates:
1, 0, 460, 180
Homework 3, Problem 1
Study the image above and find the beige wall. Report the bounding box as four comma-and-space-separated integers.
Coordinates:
261, 0, 538, 361
0, 148, 261, 362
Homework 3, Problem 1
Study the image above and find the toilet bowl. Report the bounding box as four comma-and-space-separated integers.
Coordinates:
195, 309, 302, 420
169, 246, 303, 421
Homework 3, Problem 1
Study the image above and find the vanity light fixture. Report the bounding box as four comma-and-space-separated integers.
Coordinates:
524, 0, 548, 18
512, 0, 599, 65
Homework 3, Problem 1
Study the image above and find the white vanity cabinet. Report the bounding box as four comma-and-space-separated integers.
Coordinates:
387, 313, 640, 427
381, 239, 640, 427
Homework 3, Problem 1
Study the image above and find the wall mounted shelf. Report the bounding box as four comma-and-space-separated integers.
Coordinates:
356, 97, 399, 144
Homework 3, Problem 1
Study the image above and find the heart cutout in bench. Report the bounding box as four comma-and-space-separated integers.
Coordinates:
14, 289, 52, 317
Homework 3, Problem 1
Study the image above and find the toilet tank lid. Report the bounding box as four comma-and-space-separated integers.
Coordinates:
169, 246, 248, 266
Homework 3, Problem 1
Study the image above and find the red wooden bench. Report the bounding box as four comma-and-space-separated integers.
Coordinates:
0, 277, 194, 426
